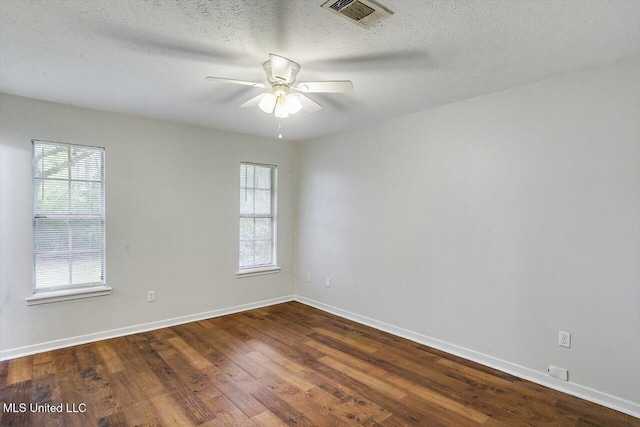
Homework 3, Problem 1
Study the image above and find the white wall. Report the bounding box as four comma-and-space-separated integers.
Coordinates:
296, 59, 640, 409
1, 58, 638, 415
0, 93, 296, 356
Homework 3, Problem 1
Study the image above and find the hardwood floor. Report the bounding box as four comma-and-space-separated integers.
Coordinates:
1, 302, 638, 426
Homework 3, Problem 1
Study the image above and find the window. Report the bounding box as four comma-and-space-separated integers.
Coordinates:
238, 162, 279, 275
30, 140, 107, 301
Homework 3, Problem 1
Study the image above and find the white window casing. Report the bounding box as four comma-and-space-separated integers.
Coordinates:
237, 162, 280, 277
27, 140, 110, 305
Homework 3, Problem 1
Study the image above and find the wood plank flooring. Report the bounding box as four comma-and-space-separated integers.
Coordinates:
1, 302, 638, 426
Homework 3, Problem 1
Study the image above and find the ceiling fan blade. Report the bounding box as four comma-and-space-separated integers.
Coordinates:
294, 94, 323, 113
205, 76, 265, 88
294, 81, 353, 93
239, 93, 267, 108
269, 54, 296, 83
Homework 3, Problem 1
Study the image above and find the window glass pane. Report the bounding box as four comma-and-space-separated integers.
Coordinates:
239, 218, 254, 240
33, 141, 106, 292
240, 188, 254, 215
71, 181, 102, 214
255, 218, 271, 240
34, 179, 69, 214
239, 242, 254, 268
239, 163, 276, 270
35, 219, 69, 252
35, 254, 70, 289
70, 219, 103, 251
34, 144, 69, 179
70, 147, 102, 181
255, 166, 271, 189
254, 241, 272, 265
254, 189, 271, 215
240, 164, 255, 189
71, 254, 102, 285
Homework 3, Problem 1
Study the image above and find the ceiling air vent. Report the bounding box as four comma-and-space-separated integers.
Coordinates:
321, 0, 393, 29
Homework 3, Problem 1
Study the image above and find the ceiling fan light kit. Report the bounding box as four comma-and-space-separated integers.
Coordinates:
205, 54, 353, 120
275, 96, 289, 119
284, 94, 302, 114
258, 93, 276, 114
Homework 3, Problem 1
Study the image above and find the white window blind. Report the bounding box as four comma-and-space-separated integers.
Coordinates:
33, 140, 105, 292
239, 163, 277, 270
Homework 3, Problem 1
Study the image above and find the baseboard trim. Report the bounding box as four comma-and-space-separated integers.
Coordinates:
0, 295, 294, 362
293, 295, 640, 419
2, 293, 637, 418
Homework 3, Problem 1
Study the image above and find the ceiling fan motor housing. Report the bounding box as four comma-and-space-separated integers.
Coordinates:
263, 58, 300, 85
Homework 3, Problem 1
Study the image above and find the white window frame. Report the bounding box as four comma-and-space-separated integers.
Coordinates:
26, 140, 111, 305
237, 162, 280, 278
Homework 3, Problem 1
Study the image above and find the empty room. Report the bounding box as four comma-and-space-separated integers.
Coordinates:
0, 0, 639, 426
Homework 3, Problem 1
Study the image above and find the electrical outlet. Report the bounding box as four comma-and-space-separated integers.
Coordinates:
559, 331, 571, 348
548, 365, 568, 381
147, 291, 155, 302
325, 277, 331, 288
306, 273, 312, 283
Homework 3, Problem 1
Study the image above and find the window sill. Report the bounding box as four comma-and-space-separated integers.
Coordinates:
25, 285, 112, 306
236, 266, 281, 278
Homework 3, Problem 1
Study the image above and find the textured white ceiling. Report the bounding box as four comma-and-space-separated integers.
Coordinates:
1, 0, 638, 141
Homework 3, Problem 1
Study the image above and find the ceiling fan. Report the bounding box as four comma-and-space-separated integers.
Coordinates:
205, 54, 353, 119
